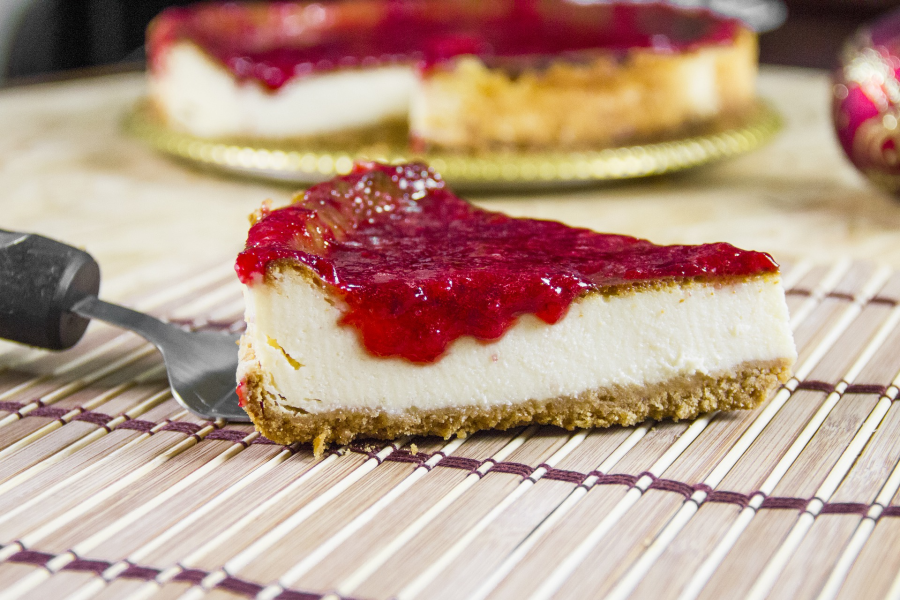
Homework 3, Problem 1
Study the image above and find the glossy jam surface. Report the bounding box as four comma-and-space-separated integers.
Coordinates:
149, 1, 742, 90
236, 163, 777, 363
236, 380, 248, 408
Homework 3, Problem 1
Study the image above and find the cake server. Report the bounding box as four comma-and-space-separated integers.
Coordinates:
0, 229, 248, 422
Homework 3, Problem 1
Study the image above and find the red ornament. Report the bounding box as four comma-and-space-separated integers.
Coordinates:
834, 8, 900, 191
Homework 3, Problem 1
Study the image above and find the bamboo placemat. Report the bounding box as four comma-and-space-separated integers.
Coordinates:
1, 259, 900, 600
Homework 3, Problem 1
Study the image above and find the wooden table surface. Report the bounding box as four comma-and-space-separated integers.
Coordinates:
1, 66, 897, 301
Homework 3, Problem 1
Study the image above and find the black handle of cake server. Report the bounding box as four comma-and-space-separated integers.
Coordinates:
0, 229, 101, 350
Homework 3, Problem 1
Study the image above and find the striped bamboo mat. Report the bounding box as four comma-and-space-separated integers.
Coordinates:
1, 259, 900, 600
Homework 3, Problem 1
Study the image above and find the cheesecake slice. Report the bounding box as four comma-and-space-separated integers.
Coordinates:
147, 1, 757, 150
235, 163, 795, 453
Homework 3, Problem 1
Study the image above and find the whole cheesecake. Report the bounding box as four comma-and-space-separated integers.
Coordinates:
235, 163, 796, 453
147, 0, 758, 151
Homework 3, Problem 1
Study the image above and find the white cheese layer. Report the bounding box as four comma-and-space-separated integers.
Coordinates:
150, 42, 415, 138
239, 271, 796, 414
152, 37, 753, 144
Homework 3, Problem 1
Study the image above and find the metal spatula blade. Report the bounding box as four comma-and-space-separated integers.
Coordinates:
0, 229, 248, 422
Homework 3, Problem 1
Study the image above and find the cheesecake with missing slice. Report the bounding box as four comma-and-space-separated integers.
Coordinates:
147, 0, 757, 151
235, 163, 795, 453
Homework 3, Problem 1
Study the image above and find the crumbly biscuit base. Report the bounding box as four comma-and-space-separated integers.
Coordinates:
241, 352, 792, 456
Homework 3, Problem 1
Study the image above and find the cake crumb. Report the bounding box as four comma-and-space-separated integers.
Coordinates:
313, 430, 329, 457
249, 199, 274, 225
410, 443, 418, 456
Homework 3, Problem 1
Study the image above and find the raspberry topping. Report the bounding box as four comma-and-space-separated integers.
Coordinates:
236, 163, 777, 363
149, 1, 743, 91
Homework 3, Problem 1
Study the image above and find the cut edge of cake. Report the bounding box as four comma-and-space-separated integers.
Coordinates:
238, 264, 795, 456
409, 28, 758, 151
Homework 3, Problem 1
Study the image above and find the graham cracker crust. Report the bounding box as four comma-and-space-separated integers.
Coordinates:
241, 356, 792, 456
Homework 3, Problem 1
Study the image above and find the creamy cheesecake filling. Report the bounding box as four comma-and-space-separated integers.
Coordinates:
153, 36, 754, 147
239, 269, 796, 415
151, 42, 415, 138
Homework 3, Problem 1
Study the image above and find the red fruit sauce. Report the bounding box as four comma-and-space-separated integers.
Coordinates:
236, 380, 249, 408
148, 0, 742, 91
235, 163, 777, 363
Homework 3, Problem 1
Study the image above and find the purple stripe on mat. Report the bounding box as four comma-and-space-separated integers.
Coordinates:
347, 441, 378, 453
205, 429, 251, 444
159, 422, 204, 435
786, 288, 811, 296
0, 401, 25, 413
592, 473, 638, 487
437, 456, 482, 472
73, 411, 114, 426
761, 497, 810, 510
649, 478, 695, 498
7, 550, 52, 566
796, 380, 835, 393
821, 502, 869, 515
871, 296, 899, 305
29, 406, 68, 419
347, 442, 388, 463
881, 506, 900, 517
173, 568, 208, 584
116, 419, 156, 432
275, 591, 324, 600
253, 436, 278, 445
0, 544, 358, 600
384, 450, 431, 466
489, 462, 535, 478
217, 576, 263, 596
705, 491, 753, 508
845, 384, 888, 395
119, 565, 161, 580
827, 292, 855, 301
540, 467, 588, 485
62, 558, 111, 574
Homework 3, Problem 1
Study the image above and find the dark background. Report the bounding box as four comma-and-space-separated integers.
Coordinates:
4, 0, 900, 85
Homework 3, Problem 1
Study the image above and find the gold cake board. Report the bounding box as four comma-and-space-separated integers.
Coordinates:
0, 259, 899, 599
124, 100, 782, 191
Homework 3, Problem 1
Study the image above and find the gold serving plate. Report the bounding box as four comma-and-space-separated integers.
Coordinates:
124, 100, 781, 190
